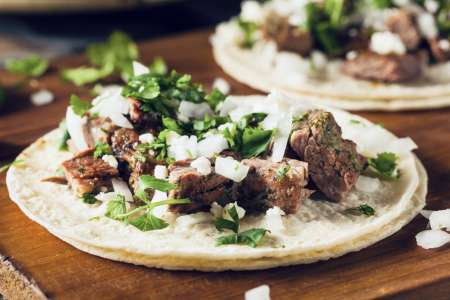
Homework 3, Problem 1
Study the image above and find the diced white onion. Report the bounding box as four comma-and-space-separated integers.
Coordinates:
95, 192, 117, 202
310, 51, 328, 73
420, 209, 433, 219
139, 133, 155, 144
210, 202, 223, 218
425, 0, 439, 13
240, 1, 265, 23
30, 89, 54, 106
190, 157, 212, 176
346, 51, 358, 60
213, 77, 231, 95
245, 285, 271, 300
102, 155, 118, 169
265, 206, 286, 233
168, 135, 198, 161
355, 176, 380, 193
438, 39, 450, 52
66, 107, 89, 151
90, 86, 133, 129
133, 61, 150, 76
417, 13, 438, 40
429, 209, 450, 230
154, 165, 168, 179
370, 32, 406, 55
178, 101, 213, 120
215, 156, 250, 182
416, 230, 450, 249
223, 202, 246, 220
197, 134, 229, 158
111, 178, 133, 203
262, 113, 291, 163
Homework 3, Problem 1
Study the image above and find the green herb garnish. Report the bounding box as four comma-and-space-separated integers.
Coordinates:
215, 204, 269, 248
70, 94, 92, 116
58, 120, 70, 151
82, 193, 97, 204
62, 64, 113, 86
5, 55, 48, 77
149, 57, 168, 75
135, 175, 177, 202
345, 204, 375, 217
105, 194, 127, 220
93, 143, 112, 158
366, 152, 400, 181
237, 18, 259, 49
275, 165, 291, 181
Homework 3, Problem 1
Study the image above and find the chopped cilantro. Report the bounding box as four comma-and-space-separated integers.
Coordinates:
350, 119, 361, 125
275, 165, 291, 181
93, 143, 112, 158
205, 88, 226, 110
162, 117, 183, 134
0, 159, 25, 173
62, 64, 113, 86
5, 55, 48, 77
105, 194, 127, 220
70, 94, 92, 116
215, 204, 269, 248
345, 204, 375, 217
82, 193, 97, 204
241, 127, 274, 158
58, 120, 70, 151
366, 152, 400, 181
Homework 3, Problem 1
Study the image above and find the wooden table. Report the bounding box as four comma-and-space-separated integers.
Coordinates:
1, 30, 449, 300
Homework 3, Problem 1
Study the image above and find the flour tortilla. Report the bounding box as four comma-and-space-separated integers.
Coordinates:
211, 22, 450, 111
7, 96, 427, 271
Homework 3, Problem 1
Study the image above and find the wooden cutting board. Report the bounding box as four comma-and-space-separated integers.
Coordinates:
0, 30, 449, 300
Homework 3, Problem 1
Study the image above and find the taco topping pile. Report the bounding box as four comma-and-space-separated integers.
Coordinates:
51, 62, 401, 247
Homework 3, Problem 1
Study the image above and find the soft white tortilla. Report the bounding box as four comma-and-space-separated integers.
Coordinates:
7, 97, 427, 271
211, 22, 450, 111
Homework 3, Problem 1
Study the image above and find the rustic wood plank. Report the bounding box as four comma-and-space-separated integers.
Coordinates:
0, 30, 449, 300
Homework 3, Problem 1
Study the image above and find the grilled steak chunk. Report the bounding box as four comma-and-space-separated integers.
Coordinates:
341, 51, 422, 82
128, 98, 161, 130
61, 148, 118, 196
235, 158, 311, 214
263, 13, 313, 56
289, 110, 366, 201
168, 166, 233, 213
111, 128, 159, 189
429, 38, 450, 62
88, 116, 117, 144
385, 10, 421, 51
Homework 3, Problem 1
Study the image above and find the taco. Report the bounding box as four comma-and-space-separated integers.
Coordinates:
211, 0, 450, 111
7, 64, 427, 271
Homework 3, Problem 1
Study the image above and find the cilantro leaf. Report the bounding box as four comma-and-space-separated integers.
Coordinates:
58, 121, 70, 151
162, 117, 183, 134
215, 218, 239, 233
241, 127, 274, 158
205, 88, 226, 110
216, 229, 269, 248
366, 152, 400, 181
70, 94, 92, 116
82, 193, 97, 204
5, 55, 48, 77
130, 212, 168, 231
62, 64, 113, 86
345, 204, 375, 217
105, 194, 127, 220
275, 165, 291, 181
0, 159, 25, 173
93, 142, 112, 158
149, 57, 168, 75
123, 74, 161, 101
139, 175, 177, 192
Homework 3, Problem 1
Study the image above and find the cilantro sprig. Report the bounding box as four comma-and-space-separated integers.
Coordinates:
5, 55, 48, 77
215, 204, 269, 248
93, 143, 112, 159
345, 204, 375, 217
366, 152, 400, 181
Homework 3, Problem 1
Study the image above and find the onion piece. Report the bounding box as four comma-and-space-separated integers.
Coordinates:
197, 134, 229, 158
190, 157, 212, 176
111, 178, 133, 203
429, 209, 450, 230
66, 107, 89, 151
30, 89, 54, 106
420, 209, 433, 219
90, 86, 133, 129
102, 155, 118, 169
245, 285, 271, 300
215, 156, 249, 182
265, 206, 285, 233
416, 230, 450, 249
223, 202, 246, 220
178, 101, 213, 120
355, 176, 380, 193
212, 77, 231, 95
133, 61, 149, 76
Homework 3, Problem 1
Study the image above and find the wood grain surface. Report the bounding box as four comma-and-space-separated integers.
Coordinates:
0, 30, 449, 300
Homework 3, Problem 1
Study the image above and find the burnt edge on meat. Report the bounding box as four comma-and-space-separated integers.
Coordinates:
61, 148, 118, 196
289, 110, 367, 202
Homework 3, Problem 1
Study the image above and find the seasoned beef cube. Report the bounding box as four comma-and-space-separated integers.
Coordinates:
88, 116, 117, 144
235, 158, 311, 214
263, 13, 313, 56
385, 10, 421, 51
128, 98, 161, 130
289, 110, 366, 202
341, 51, 422, 83
168, 166, 233, 214
61, 148, 118, 196
429, 38, 450, 62
111, 128, 158, 189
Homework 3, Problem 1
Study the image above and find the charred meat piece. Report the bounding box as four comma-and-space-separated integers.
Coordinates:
385, 10, 421, 51
235, 158, 311, 214
61, 148, 118, 196
429, 38, 450, 62
111, 128, 158, 189
263, 13, 313, 56
289, 110, 366, 202
128, 98, 161, 130
341, 51, 422, 83
88, 116, 117, 144
168, 166, 233, 213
